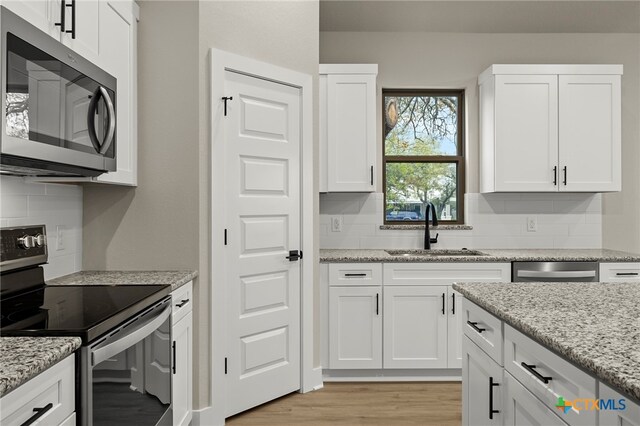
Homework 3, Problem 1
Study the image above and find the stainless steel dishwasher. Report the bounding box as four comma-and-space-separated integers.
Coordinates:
512, 261, 599, 282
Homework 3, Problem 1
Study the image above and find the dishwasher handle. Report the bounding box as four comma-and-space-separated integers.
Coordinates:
516, 270, 597, 279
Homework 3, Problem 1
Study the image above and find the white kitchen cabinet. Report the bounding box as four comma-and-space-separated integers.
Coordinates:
60, 0, 99, 63
1, 0, 61, 38
447, 288, 464, 369
172, 282, 193, 426
0, 354, 75, 426
503, 371, 568, 426
479, 64, 622, 193
462, 335, 503, 426
94, 0, 138, 185
320, 64, 377, 193
383, 285, 448, 369
599, 262, 640, 282
329, 286, 382, 369
599, 382, 640, 426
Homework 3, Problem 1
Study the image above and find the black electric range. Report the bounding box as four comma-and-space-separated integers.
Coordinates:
0, 225, 174, 426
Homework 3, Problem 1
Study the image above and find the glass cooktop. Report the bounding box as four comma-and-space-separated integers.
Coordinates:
0, 285, 171, 343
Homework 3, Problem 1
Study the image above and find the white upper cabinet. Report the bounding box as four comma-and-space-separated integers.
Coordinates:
479, 64, 622, 193
320, 64, 377, 193
1, 0, 60, 38
60, 0, 99, 64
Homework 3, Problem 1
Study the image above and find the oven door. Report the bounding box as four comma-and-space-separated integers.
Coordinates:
1, 6, 116, 175
82, 298, 172, 426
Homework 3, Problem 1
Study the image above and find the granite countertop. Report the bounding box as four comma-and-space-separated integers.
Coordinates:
320, 248, 640, 263
452, 281, 640, 402
0, 337, 81, 397
48, 270, 198, 291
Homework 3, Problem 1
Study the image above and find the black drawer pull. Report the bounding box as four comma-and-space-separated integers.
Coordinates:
172, 341, 177, 374
451, 292, 456, 315
616, 272, 639, 276
21, 403, 54, 426
376, 293, 379, 316
467, 321, 486, 333
521, 362, 552, 384
344, 273, 367, 277
489, 377, 500, 420
176, 299, 190, 308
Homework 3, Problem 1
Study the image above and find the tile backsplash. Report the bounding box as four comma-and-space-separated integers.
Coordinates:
320, 192, 602, 249
0, 176, 83, 279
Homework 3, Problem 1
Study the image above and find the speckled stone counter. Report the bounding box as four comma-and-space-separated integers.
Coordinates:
320, 248, 640, 263
452, 281, 640, 402
48, 270, 197, 291
0, 337, 81, 397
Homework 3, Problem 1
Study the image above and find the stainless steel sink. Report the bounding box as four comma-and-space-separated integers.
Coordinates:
385, 249, 487, 257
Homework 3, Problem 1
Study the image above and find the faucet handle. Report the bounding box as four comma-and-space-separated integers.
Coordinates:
430, 233, 439, 244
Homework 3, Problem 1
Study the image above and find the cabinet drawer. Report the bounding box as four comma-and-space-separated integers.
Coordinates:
462, 299, 503, 365
383, 263, 510, 286
172, 281, 193, 322
599, 263, 640, 282
505, 325, 596, 426
0, 355, 75, 426
504, 371, 568, 426
329, 263, 382, 286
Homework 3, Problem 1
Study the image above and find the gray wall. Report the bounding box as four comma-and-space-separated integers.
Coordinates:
320, 31, 640, 252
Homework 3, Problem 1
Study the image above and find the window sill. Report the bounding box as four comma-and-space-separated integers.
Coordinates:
379, 224, 473, 231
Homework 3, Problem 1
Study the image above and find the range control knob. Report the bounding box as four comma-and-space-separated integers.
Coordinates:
17, 235, 35, 249
34, 234, 46, 247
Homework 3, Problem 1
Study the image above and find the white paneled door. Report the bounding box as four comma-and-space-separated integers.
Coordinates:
224, 70, 301, 417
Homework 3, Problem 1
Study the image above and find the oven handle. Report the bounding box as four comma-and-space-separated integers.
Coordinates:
87, 86, 116, 155
92, 303, 171, 366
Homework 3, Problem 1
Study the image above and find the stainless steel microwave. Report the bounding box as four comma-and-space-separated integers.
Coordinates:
1, 6, 116, 177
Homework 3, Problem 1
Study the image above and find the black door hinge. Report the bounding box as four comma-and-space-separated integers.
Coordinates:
225, 357, 228, 374
224, 229, 227, 246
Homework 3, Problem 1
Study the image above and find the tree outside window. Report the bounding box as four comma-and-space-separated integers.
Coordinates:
383, 90, 465, 224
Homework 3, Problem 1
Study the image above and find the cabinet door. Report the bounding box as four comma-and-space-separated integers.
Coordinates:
326, 74, 376, 192
172, 311, 193, 426
329, 286, 382, 369
463, 336, 503, 426
504, 372, 568, 426
383, 286, 448, 369
60, 0, 99, 63
559, 75, 621, 192
95, 0, 137, 185
1, 0, 61, 39
447, 288, 464, 369
494, 75, 559, 192
599, 382, 640, 426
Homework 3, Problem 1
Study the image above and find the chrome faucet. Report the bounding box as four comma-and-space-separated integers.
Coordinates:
424, 201, 439, 249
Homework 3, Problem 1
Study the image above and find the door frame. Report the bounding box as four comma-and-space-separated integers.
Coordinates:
208, 48, 318, 425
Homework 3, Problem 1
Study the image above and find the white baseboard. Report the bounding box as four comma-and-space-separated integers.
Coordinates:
323, 368, 462, 382
192, 406, 220, 426
309, 366, 324, 391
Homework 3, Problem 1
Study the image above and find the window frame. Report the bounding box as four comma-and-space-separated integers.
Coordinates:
382, 88, 466, 225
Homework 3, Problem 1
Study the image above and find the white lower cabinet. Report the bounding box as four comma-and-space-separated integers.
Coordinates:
329, 286, 382, 369
172, 282, 193, 426
0, 354, 75, 426
463, 336, 503, 426
504, 371, 567, 426
383, 286, 448, 369
599, 382, 640, 426
447, 289, 465, 369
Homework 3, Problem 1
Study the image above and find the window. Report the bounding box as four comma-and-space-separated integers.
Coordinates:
383, 90, 465, 224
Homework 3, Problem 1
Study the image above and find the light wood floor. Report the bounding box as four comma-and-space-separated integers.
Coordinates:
226, 382, 462, 425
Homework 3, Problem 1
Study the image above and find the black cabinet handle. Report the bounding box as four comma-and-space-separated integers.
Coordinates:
553, 166, 557, 186
376, 293, 379, 315
176, 299, 190, 308
66, 0, 76, 39
20, 403, 53, 426
370, 165, 374, 186
451, 293, 455, 315
489, 377, 500, 420
563, 166, 567, 185
467, 321, 486, 333
616, 272, 639, 276
345, 273, 366, 277
521, 362, 552, 384
441, 293, 445, 315
54, 0, 66, 31
285, 250, 302, 261
172, 341, 177, 374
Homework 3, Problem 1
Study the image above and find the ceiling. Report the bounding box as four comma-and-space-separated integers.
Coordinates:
320, 1, 640, 33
